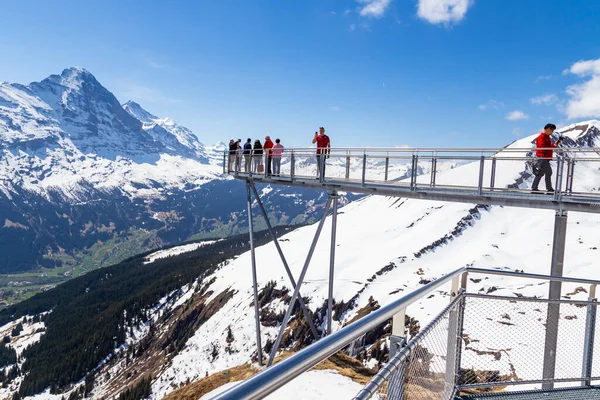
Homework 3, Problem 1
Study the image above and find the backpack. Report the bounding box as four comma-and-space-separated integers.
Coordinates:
531, 159, 543, 176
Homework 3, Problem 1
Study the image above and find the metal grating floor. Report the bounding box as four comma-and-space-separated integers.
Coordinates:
458, 386, 600, 400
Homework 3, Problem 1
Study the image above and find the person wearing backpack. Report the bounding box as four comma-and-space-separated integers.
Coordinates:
312, 127, 330, 179
228, 139, 236, 172
253, 139, 263, 173
532, 123, 562, 193
243, 138, 252, 172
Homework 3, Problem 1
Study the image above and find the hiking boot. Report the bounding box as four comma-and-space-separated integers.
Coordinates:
531, 188, 543, 194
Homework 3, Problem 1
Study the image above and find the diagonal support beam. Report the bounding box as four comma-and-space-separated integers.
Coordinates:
267, 196, 333, 366
327, 191, 339, 335
249, 184, 319, 340
247, 184, 264, 366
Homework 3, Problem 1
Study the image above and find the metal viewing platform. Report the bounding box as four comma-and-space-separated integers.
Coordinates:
214, 146, 600, 399
224, 147, 600, 214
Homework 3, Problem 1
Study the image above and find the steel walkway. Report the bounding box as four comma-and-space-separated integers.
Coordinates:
215, 146, 600, 400
459, 386, 600, 399
226, 147, 600, 214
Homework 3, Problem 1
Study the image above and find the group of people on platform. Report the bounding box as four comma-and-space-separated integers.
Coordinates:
228, 127, 331, 178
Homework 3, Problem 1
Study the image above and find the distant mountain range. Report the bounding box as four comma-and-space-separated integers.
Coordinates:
0, 68, 369, 282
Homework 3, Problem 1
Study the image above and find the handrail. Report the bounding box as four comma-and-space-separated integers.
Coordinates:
224, 146, 600, 153
212, 266, 468, 400
467, 267, 600, 286
212, 266, 600, 399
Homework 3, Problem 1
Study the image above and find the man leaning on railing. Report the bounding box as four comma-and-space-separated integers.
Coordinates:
532, 123, 562, 194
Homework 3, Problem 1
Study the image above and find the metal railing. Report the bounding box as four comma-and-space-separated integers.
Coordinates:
224, 147, 600, 201
212, 267, 600, 400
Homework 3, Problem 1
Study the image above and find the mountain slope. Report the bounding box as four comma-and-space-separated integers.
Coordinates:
0, 122, 599, 399
0, 68, 365, 281
150, 122, 600, 398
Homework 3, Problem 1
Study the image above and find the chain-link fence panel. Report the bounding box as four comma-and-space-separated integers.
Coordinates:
459, 294, 594, 391
356, 296, 464, 400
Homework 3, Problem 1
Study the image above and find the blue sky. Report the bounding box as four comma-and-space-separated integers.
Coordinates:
1, 0, 600, 148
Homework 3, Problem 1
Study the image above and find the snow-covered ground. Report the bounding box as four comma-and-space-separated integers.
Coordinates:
144, 240, 217, 264
200, 369, 363, 399
149, 123, 600, 399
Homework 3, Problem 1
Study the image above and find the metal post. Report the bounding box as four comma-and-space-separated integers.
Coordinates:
582, 284, 597, 387
247, 184, 263, 366
249, 184, 319, 340
267, 197, 333, 366
264, 153, 268, 178
327, 192, 339, 335
345, 155, 350, 180
390, 309, 406, 356
553, 156, 565, 202
490, 157, 497, 189
410, 154, 417, 191
430, 157, 437, 188
542, 209, 568, 389
223, 153, 227, 174
388, 308, 407, 400
477, 155, 485, 196
384, 156, 390, 182
445, 276, 461, 398
291, 151, 295, 180
361, 153, 367, 186
566, 159, 575, 194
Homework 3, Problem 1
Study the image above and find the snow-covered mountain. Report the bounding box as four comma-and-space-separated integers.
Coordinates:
1, 121, 600, 399
0, 68, 363, 276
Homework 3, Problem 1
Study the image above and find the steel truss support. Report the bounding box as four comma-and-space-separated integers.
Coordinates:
249, 184, 319, 341
542, 209, 568, 389
247, 184, 264, 366
267, 195, 334, 366
327, 192, 339, 335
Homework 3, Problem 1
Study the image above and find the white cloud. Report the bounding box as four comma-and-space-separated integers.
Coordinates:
417, 0, 473, 25
506, 111, 529, 121
530, 94, 558, 105
357, 0, 392, 18
534, 74, 553, 83
563, 58, 600, 119
477, 99, 504, 110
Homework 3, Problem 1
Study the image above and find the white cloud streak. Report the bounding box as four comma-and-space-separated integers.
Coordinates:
417, 0, 473, 25
530, 94, 558, 105
477, 99, 504, 110
563, 58, 600, 119
357, 0, 392, 18
506, 111, 529, 121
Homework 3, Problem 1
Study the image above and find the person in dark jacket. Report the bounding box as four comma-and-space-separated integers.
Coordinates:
253, 140, 263, 173
228, 139, 236, 172
243, 138, 252, 172
532, 123, 562, 193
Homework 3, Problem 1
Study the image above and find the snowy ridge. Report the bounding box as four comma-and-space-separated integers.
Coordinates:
0, 67, 224, 202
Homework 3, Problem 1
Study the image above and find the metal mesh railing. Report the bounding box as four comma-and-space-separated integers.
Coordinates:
356, 295, 465, 400
226, 147, 600, 202
458, 293, 599, 391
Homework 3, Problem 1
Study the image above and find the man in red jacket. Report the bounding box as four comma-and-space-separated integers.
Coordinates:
532, 123, 562, 193
312, 127, 330, 178
263, 135, 274, 175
